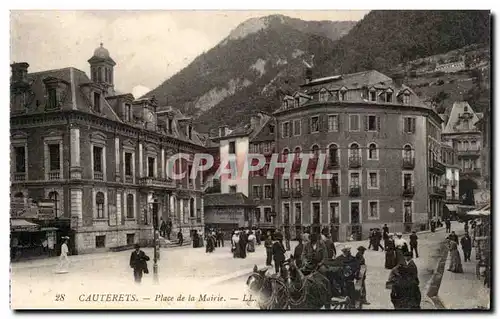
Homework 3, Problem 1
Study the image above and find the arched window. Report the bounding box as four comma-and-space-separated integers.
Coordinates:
48, 191, 60, 218
97, 67, 102, 82
294, 147, 301, 160
282, 148, 289, 162
311, 145, 320, 159
190, 198, 195, 218
368, 143, 378, 160
126, 194, 134, 219
319, 89, 328, 102
328, 144, 339, 165
96, 192, 105, 218
349, 143, 360, 157
463, 140, 470, 150
403, 145, 412, 158
92, 68, 97, 82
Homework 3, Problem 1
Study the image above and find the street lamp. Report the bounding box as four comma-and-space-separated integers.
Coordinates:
148, 193, 160, 284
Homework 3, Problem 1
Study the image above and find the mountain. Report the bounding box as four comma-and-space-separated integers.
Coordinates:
143, 15, 356, 132
313, 10, 491, 76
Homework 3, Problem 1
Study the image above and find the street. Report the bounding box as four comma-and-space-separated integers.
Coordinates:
11, 227, 451, 309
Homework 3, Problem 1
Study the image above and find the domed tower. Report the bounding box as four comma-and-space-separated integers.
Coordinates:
88, 43, 116, 95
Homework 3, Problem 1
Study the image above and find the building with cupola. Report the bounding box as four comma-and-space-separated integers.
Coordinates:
10, 44, 207, 256
273, 69, 445, 241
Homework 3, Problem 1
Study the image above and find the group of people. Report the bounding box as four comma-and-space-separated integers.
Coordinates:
231, 228, 262, 259
446, 230, 473, 274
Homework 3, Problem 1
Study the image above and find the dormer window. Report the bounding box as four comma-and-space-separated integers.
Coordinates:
369, 88, 377, 102
93, 92, 101, 112
403, 92, 410, 105
47, 88, 57, 109
340, 87, 347, 101
294, 98, 299, 108
124, 103, 132, 122
284, 100, 289, 109
168, 119, 174, 134
386, 90, 393, 103
319, 89, 328, 102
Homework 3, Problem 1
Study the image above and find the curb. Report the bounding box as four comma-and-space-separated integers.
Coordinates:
423, 240, 449, 309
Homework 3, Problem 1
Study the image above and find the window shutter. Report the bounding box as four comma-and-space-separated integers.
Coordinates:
377, 116, 381, 131
412, 118, 416, 133
364, 116, 368, 131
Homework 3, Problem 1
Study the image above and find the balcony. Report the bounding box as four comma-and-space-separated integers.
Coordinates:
328, 187, 340, 197
429, 159, 445, 175
349, 185, 361, 197
124, 175, 134, 184
402, 157, 415, 169
460, 168, 481, 177
310, 187, 322, 197
48, 171, 61, 180
348, 156, 361, 168
327, 157, 340, 168
292, 159, 302, 172
13, 172, 26, 181
429, 186, 446, 197
281, 189, 291, 199
446, 196, 462, 204
292, 188, 302, 198
402, 186, 415, 198
138, 177, 176, 189
457, 149, 481, 158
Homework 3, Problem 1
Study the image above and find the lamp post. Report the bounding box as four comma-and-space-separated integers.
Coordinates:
148, 193, 160, 284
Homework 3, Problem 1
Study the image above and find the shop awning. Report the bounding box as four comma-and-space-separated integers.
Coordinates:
10, 219, 40, 232
466, 204, 490, 217
445, 204, 458, 211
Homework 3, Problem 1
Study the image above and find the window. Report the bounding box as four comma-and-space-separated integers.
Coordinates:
293, 119, 301, 136
126, 194, 134, 219
147, 157, 156, 177
310, 116, 319, 133
229, 141, 236, 154
264, 185, 273, 199
229, 185, 237, 193
350, 143, 360, 157
463, 140, 470, 150
282, 179, 290, 190
386, 91, 393, 103
14, 146, 26, 173
269, 125, 275, 134
126, 234, 135, 245
368, 143, 378, 160
190, 198, 195, 218
350, 172, 360, 186
464, 106, 468, 112
330, 173, 339, 193
340, 89, 347, 101
403, 202, 413, 223
403, 145, 412, 159
368, 201, 379, 219
124, 153, 132, 176
93, 146, 103, 172
329, 202, 340, 224
294, 178, 301, 191
283, 203, 291, 224
294, 98, 299, 108
328, 144, 339, 165
124, 104, 132, 122
252, 185, 262, 199
312, 202, 321, 224
403, 117, 416, 134
255, 208, 261, 223
311, 145, 320, 159
328, 115, 338, 132
282, 122, 290, 138
97, 67, 102, 82
319, 89, 328, 102
471, 140, 477, 150
366, 115, 378, 131
370, 90, 376, 101
403, 173, 413, 189
96, 235, 106, 248
47, 88, 57, 109
368, 172, 379, 189
349, 115, 360, 131
48, 144, 60, 171
311, 174, 321, 189
403, 93, 410, 105
168, 119, 173, 134
264, 207, 272, 223
93, 92, 101, 113
96, 192, 105, 219
294, 203, 302, 224
48, 191, 60, 218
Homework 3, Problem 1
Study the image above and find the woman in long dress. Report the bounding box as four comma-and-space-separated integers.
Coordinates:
447, 239, 463, 273
56, 237, 70, 273
232, 231, 241, 258
385, 233, 397, 269
247, 231, 256, 253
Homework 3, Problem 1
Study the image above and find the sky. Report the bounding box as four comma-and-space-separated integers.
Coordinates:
10, 10, 368, 97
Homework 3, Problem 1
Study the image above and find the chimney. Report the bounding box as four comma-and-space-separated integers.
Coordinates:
10, 62, 30, 87
219, 126, 228, 137
305, 67, 313, 84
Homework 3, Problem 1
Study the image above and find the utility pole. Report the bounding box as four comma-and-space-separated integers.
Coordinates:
149, 194, 160, 284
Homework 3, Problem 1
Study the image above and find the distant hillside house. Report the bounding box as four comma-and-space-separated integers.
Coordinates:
434, 61, 466, 73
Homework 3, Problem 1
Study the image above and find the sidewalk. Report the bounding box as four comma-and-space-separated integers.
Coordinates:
439, 245, 490, 309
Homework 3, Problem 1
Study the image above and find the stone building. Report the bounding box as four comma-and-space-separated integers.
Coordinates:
441, 101, 483, 206
273, 70, 445, 241
10, 44, 206, 254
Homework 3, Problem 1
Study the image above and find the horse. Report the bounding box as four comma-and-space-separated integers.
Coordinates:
246, 265, 289, 309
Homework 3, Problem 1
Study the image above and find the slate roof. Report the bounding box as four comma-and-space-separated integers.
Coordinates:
203, 193, 256, 207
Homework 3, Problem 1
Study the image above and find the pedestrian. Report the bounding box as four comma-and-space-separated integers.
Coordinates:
447, 238, 463, 273
218, 229, 224, 247
284, 227, 291, 251
355, 246, 370, 305
445, 219, 451, 233
460, 233, 472, 262
302, 233, 328, 275
386, 249, 421, 309
368, 228, 374, 250
206, 232, 215, 253
448, 231, 459, 244
255, 229, 262, 245
129, 244, 150, 284
177, 229, 183, 246
383, 224, 389, 247
321, 229, 336, 259
264, 231, 273, 266
375, 228, 384, 251
232, 230, 241, 258
385, 233, 397, 269
239, 228, 248, 259
56, 237, 70, 273
409, 231, 419, 258
160, 218, 167, 238
247, 231, 256, 253
394, 232, 409, 263
464, 221, 469, 233
332, 246, 360, 309
437, 218, 442, 228
430, 219, 436, 232
293, 235, 305, 269
272, 232, 286, 275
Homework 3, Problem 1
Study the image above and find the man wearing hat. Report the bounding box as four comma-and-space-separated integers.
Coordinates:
129, 244, 150, 284
386, 249, 421, 309
332, 245, 360, 308
355, 246, 370, 305
302, 232, 328, 275
272, 232, 286, 275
